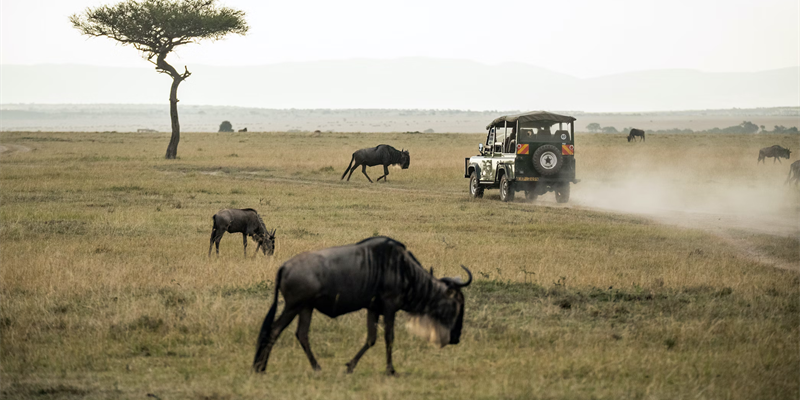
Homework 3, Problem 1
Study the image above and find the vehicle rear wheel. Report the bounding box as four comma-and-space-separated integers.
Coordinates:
532, 144, 563, 176
555, 183, 570, 203
469, 171, 484, 199
500, 174, 515, 202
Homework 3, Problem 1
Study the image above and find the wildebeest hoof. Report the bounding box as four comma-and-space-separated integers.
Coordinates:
385, 368, 396, 376
312, 365, 322, 372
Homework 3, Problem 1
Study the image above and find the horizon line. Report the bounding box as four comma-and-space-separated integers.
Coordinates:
2, 58, 798, 80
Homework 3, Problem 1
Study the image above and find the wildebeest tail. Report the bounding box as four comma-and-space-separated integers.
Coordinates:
252, 266, 284, 371
341, 154, 355, 180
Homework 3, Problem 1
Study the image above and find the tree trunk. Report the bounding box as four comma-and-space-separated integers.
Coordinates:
165, 77, 182, 159
155, 54, 190, 160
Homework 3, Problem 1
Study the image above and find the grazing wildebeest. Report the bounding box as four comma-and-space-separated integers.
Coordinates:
238, 128, 248, 132
758, 145, 791, 164
252, 236, 472, 375
627, 128, 645, 142
786, 160, 800, 185
208, 208, 276, 257
341, 145, 410, 183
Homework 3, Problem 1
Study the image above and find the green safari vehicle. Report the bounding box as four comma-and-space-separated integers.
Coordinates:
464, 111, 579, 202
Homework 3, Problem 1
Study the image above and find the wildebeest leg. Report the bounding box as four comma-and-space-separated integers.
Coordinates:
383, 310, 396, 375
208, 227, 217, 257
361, 164, 373, 183
345, 309, 378, 373
377, 165, 389, 182
212, 231, 226, 256
253, 305, 302, 373
347, 162, 360, 181
295, 307, 321, 371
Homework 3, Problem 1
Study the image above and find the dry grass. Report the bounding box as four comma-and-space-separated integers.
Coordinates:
1, 131, 798, 399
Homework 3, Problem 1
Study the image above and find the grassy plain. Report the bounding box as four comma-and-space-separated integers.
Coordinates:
1, 130, 798, 399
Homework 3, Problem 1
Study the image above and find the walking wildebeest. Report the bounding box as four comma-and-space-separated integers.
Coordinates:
786, 160, 800, 186
252, 236, 472, 375
627, 128, 645, 142
208, 208, 276, 257
341, 145, 410, 183
758, 145, 791, 164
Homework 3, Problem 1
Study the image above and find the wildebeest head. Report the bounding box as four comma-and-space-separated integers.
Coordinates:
400, 149, 410, 169
438, 265, 472, 344
407, 265, 472, 347
783, 149, 792, 159
627, 135, 632, 142
256, 229, 276, 255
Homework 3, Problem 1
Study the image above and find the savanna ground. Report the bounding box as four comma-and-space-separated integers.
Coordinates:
1, 130, 798, 399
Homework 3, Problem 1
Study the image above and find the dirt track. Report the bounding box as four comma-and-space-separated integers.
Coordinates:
0, 144, 32, 156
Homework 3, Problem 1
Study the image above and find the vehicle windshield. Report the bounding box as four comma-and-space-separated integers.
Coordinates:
518, 121, 572, 143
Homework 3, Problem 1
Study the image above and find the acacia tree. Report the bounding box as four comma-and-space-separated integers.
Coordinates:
585, 122, 601, 133
70, 0, 248, 159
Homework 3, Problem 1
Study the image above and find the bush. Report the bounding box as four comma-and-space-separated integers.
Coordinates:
218, 121, 233, 132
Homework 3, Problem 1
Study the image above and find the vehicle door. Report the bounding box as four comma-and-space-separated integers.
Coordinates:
492, 127, 516, 180
480, 129, 496, 182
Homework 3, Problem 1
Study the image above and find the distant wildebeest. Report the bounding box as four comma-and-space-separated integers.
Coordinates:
786, 160, 800, 185
238, 128, 248, 132
208, 208, 276, 257
758, 145, 791, 164
341, 144, 410, 183
252, 236, 472, 375
627, 128, 645, 142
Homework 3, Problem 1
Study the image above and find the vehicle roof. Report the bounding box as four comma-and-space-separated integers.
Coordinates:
486, 111, 576, 130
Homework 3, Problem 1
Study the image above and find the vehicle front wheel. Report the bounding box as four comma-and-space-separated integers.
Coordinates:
555, 183, 570, 203
469, 172, 484, 199
500, 175, 515, 202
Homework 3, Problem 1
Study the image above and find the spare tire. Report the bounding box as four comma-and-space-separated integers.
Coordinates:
532, 145, 563, 176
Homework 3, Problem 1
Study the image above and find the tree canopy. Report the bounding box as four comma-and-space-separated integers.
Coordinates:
585, 123, 601, 133
70, 0, 248, 63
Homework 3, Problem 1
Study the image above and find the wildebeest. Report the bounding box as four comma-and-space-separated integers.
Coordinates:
786, 160, 800, 185
252, 236, 472, 375
341, 144, 410, 183
758, 145, 791, 164
238, 127, 248, 132
627, 128, 645, 142
208, 208, 276, 257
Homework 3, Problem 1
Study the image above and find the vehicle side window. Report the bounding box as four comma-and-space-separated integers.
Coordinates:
494, 128, 506, 153
503, 129, 517, 154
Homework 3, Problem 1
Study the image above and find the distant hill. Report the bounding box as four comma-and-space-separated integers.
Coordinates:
1, 104, 797, 133
1, 58, 797, 111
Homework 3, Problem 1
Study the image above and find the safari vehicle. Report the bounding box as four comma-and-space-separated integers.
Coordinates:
464, 111, 578, 202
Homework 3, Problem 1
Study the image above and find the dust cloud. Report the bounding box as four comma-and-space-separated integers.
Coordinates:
572, 179, 798, 237
565, 152, 800, 238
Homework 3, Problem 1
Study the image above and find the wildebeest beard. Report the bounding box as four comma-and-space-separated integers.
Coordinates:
406, 314, 451, 347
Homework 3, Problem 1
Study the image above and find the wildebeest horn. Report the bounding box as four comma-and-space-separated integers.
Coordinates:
441, 265, 472, 288
457, 265, 472, 287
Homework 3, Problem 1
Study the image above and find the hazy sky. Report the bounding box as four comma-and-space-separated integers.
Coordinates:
1, 0, 798, 78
